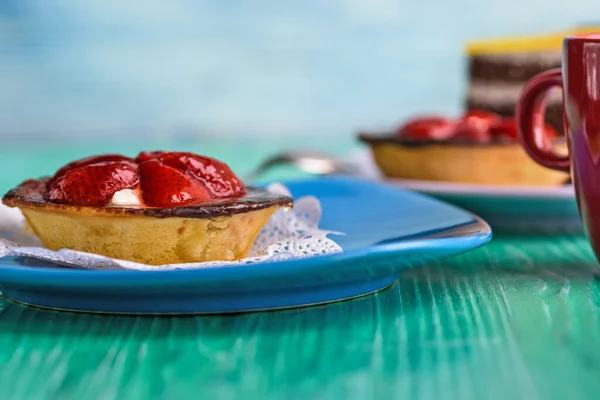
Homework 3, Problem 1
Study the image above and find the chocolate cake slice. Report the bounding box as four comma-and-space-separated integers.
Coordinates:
464, 26, 600, 134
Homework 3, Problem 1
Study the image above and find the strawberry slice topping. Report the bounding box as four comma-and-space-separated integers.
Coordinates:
489, 119, 559, 145
488, 119, 519, 141
44, 151, 246, 207
397, 116, 456, 141
139, 159, 211, 207
135, 151, 164, 164
48, 154, 135, 187
395, 109, 559, 144
457, 110, 502, 133
44, 161, 139, 207
155, 152, 245, 198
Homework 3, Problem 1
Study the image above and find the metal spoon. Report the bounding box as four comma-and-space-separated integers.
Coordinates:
244, 150, 360, 181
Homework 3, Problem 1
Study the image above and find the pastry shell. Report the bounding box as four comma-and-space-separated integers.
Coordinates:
3, 178, 293, 265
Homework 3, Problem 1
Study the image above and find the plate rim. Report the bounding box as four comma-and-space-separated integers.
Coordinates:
0, 177, 492, 289
0, 214, 491, 289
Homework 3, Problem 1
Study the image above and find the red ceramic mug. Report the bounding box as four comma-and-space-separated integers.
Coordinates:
517, 33, 600, 257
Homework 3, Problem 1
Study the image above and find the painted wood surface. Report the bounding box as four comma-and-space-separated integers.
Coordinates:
0, 233, 597, 400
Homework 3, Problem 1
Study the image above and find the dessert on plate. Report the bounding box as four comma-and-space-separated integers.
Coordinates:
464, 26, 599, 134
2, 151, 293, 265
358, 110, 568, 186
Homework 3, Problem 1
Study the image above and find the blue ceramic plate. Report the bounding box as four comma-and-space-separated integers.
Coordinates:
387, 179, 580, 233
353, 149, 581, 232
0, 177, 491, 314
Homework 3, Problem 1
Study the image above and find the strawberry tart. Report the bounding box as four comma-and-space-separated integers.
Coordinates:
358, 110, 568, 186
2, 151, 293, 265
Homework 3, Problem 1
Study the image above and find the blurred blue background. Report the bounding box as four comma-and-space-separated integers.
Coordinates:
0, 0, 598, 190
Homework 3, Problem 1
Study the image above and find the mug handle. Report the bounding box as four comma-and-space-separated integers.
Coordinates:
516, 68, 570, 173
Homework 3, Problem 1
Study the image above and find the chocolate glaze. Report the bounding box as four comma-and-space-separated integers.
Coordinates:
358, 132, 567, 148
2, 177, 293, 219
358, 132, 518, 147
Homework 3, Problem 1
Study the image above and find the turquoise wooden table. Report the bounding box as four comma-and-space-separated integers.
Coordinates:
1, 136, 599, 399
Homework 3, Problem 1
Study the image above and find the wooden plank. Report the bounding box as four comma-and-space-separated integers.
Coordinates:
0, 234, 597, 399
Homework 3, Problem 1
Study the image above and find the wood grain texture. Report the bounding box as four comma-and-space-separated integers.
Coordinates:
0, 233, 599, 400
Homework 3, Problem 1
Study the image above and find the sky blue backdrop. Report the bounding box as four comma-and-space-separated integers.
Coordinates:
0, 1, 598, 139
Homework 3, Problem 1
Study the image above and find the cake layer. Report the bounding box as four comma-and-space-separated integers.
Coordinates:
461, 27, 600, 135
469, 51, 561, 82
467, 83, 562, 106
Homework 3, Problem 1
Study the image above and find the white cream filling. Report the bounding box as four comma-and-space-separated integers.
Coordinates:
109, 189, 142, 207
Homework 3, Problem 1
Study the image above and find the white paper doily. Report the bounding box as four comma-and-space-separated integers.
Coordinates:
0, 183, 343, 271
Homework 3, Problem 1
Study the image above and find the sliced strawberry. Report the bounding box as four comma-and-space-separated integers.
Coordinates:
44, 151, 246, 208
136, 151, 164, 164
44, 161, 139, 207
139, 159, 211, 207
452, 110, 502, 143
489, 118, 558, 144
489, 119, 518, 141
152, 152, 246, 198
397, 116, 457, 141
49, 154, 135, 187
458, 110, 502, 132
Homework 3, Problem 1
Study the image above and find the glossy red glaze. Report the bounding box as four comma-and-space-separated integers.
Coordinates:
44, 151, 246, 207
397, 116, 457, 140
154, 152, 246, 199
516, 35, 600, 259
495, 119, 559, 144
458, 110, 502, 132
489, 119, 518, 141
139, 159, 212, 207
396, 110, 551, 143
48, 154, 135, 187
45, 161, 139, 207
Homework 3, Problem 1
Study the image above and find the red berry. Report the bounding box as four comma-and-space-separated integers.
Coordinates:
452, 110, 502, 143
139, 160, 211, 207
44, 161, 139, 207
397, 116, 457, 141
135, 151, 164, 164
489, 119, 518, 141
489, 118, 558, 143
152, 152, 246, 198
459, 110, 502, 132
44, 151, 246, 208
49, 154, 135, 187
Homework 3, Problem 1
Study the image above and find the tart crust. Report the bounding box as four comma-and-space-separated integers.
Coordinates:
359, 135, 568, 186
3, 178, 293, 265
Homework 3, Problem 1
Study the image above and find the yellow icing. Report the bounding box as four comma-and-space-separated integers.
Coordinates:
466, 27, 600, 55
